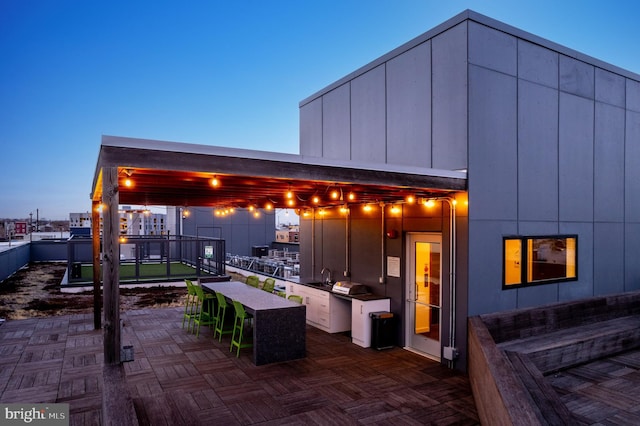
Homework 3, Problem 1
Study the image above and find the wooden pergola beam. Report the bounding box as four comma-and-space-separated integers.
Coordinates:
102, 167, 121, 365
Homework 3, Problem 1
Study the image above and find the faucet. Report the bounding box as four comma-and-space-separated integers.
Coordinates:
321, 267, 332, 285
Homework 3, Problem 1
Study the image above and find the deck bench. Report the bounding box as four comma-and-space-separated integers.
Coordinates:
468, 290, 640, 426
497, 314, 640, 374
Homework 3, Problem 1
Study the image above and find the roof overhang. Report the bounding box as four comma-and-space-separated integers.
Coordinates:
91, 135, 467, 209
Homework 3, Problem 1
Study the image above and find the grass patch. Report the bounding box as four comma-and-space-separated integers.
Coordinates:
77, 262, 198, 282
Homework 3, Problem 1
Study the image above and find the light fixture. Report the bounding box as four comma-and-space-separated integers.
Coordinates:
340, 204, 349, 214
253, 211, 261, 218
210, 176, 219, 187
124, 178, 133, 188
363, 204, 373, 212
286, 185, 294, 200
406, 195, 415, 204
390, 205, 400, 214
265, 202, 273, 210
347, 191, 356, 201
312, 195, 320, 204
330, 188, 340, 200
424, 199, 436, 208
287, 199, 295, 207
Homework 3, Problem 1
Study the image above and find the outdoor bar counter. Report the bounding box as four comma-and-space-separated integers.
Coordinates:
201, 281, 306, 365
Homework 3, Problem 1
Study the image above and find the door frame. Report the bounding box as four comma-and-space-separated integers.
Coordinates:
404, 232, 443, 361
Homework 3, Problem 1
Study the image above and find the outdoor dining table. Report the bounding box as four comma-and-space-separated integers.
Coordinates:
201, 281, 306, 365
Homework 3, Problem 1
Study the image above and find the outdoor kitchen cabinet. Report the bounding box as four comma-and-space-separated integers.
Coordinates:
287, 283, 350, 333
351, 298, 390, 348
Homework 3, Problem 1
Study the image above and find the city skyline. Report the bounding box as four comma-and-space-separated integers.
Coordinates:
2, 0, 639, 220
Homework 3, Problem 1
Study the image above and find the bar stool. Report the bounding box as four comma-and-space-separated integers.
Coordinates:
230, 300, 253, 357
213, 292, 233, 342
182, 279, 198, 330
192, 284, 216, 337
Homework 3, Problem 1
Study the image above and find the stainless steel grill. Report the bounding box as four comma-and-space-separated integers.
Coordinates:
331, 281, 370, 296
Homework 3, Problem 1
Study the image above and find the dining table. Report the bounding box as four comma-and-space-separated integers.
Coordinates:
201, 281, 306, 365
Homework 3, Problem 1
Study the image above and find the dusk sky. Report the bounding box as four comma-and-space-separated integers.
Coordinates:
2, 1, 639, 220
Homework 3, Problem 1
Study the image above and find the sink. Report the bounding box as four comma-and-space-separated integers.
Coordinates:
306, 281, 331, 288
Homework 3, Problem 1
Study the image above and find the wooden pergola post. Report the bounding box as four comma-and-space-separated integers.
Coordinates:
92, 200, 101, 330
102, 167, 121, 364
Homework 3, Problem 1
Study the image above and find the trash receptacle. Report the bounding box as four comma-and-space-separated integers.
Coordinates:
370, 311, 395, 350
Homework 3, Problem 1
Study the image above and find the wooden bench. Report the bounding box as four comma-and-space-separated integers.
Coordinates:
497, 315, 640, 374
468, 290, 640, 426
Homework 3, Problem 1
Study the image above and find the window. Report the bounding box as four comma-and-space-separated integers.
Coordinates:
503, 235, 577, 288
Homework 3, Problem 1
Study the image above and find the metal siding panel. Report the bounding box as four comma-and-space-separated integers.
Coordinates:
386, 42, 431, 167
517, 40, 559, 89
351, 65, 386, 163
559, 221, 594, 301
626, 110, 640, 221
559, 55, 595, 99
468, 66, 518, 221
594, 103, 625, 222
518, 80, 559, 222
625, 223, 640, 291
300, 99, 323, 157
627, 79, 640, 112
559, 93, 594, 222
432, 22, 468, 170
322, 84, 351, 160
467, 220, 518, 316
593, 223, 624, 295
595, 68, 625, 107
468, 21, 517, 76
517, 284, 559, 309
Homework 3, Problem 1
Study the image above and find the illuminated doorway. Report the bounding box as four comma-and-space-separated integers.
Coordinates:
405, 233, 441, 360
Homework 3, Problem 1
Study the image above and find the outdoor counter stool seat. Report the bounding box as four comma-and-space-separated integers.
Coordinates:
245, 275, 260, 287
213, 292, 233, 342
262, 278, 275, 293
230, 300, 253, 357
192, 284, 216, 337
288, 295, 303, 304
182, 279, 198, 330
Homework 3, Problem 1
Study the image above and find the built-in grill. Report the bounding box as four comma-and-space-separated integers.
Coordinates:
331, 281, 370, 297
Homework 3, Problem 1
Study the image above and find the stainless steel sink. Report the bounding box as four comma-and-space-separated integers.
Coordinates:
306, 281, 332, 288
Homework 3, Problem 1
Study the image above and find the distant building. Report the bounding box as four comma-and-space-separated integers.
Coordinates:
69, 208, 167, 237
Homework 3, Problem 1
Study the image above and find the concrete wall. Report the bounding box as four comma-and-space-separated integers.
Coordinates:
466, 20, 640, 316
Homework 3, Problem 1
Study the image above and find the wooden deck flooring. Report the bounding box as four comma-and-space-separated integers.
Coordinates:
0, 308, 479, 425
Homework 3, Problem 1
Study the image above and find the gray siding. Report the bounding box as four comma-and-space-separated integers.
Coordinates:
322, 84, 351, 160
386, 42, 431, 167
299, 25, 467, 171
351, 65, 386, 163
468, 22, 640, 316
468, 65, 518, 221
432, 22, 468, 170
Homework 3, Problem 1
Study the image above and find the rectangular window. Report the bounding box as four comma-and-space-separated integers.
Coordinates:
503, 235, 577, 288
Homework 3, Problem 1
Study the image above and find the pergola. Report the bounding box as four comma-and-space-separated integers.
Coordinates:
91, 135, 467, 364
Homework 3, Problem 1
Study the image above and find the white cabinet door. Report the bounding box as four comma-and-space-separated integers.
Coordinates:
351, 299, 390, 348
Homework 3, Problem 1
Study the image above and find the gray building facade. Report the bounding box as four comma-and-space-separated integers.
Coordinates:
298, 10, 640, 369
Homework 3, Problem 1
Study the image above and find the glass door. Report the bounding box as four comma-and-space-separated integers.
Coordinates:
405, 233, 441, 359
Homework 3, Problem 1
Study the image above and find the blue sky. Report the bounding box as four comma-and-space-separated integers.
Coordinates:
1, 0, 639, 220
